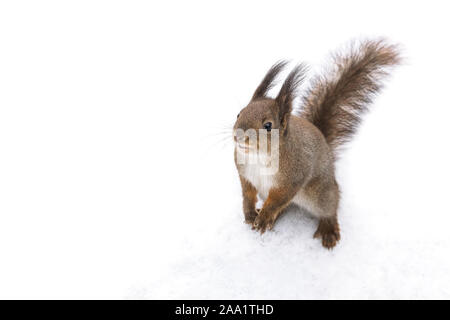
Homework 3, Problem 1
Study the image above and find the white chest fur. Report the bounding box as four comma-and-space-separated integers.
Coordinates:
239, 153, 277, 200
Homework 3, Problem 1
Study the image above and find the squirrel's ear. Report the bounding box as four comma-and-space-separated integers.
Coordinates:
252, 60, 288, 100
276, 63, 308, 132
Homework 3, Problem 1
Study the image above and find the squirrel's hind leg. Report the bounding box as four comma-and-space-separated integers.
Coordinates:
314, 216, 340, 249
296, 178, 341, 249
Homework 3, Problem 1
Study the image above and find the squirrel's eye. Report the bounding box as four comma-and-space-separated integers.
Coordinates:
237, 113, 240, 119
264, 122, 272, 131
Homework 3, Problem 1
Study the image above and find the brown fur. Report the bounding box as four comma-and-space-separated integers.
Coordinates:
233, 39, 401, 249
302, 39, 402, 153
239, 175, 258, 224
252, 60, 289, 100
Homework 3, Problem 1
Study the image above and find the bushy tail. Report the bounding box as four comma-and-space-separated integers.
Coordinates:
301, 39, 401, 153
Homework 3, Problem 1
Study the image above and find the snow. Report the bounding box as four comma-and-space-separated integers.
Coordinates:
134, 100, 450, 299
1, 1, 450, 299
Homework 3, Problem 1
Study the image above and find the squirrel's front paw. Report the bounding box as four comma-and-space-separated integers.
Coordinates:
244, 210, 258, 225
252, 211, 275, 234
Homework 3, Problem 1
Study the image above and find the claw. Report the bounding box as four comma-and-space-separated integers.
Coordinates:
252, 214, 273, 234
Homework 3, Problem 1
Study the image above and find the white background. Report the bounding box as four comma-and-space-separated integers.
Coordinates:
1, 0, 450, 299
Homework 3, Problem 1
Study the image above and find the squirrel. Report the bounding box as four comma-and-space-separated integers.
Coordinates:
233, 39, 401, 249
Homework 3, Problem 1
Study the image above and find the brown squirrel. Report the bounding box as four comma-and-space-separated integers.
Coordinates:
233, 39, 401, 248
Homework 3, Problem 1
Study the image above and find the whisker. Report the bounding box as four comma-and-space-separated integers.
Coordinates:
199, 121, 236, 159
202, 133, 234, 152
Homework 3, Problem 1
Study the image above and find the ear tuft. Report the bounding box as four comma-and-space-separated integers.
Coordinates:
252, 60, 289, 100
276, 63, 308, 131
